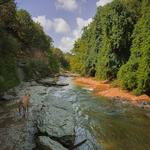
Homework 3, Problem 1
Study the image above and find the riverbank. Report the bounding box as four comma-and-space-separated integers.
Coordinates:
74, 77, 150, 108
0, 77, 75, 150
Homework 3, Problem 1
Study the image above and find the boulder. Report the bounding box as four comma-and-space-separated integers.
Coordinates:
36, 96, 75, 148
38, 77, 69, 87
36, 136, 67, 150
37, 78, 57, 87
2, 93, 16, 100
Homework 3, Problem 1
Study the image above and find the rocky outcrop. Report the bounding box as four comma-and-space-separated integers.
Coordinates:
0, 77, 75, 150
37, 78, 69, 87
25, 78, 75, 149
35, 95, 75, 149
1, 88, 17, 101
37, 78, 57, 86
56, 72, 79, 78
36, 136, 67, 150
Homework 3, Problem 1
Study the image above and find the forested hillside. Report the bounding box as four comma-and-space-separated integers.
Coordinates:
0, 0, 60, 93
70, 0, 150, 95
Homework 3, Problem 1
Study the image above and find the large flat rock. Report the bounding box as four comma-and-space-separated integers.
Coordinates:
36, 136, 67, 150
37, 78, 57, 86
36, 95, 75, 148
0, 77, 75, 150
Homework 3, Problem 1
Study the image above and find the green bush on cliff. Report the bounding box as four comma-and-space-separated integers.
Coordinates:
118, 0, 150, 95
0, 1, 60, 92
69, 0, 150, 95
0, 1, 20, 92
24, 59, 52, 80
0, 55, 19, 92
70, 0, 141, 80
95, 0, 136, 80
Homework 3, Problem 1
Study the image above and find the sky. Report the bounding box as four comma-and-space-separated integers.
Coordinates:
15, 0, 112, 52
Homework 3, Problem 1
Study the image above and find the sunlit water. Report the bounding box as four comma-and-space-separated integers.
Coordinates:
0, 77, 150, 150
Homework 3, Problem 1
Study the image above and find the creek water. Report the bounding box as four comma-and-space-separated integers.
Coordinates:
71, 85, 150, 150
0, 77, 150, 150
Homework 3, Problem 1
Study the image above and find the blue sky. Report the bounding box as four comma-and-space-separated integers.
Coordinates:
16, 0, 112, 52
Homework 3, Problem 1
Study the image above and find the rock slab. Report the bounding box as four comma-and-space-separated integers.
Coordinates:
36, 136, 67, 150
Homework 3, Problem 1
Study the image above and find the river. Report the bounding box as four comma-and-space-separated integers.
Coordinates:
0, 77, 150, 150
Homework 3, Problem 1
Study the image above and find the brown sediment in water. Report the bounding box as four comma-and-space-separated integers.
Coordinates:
74, 77, 150, 107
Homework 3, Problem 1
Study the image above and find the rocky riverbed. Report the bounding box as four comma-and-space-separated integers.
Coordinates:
1, 76, 150, 150
0, 77, 75, 150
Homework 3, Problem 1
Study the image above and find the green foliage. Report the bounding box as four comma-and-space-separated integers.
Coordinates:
0, 0, 16, 29
16, 9, 52, 51
0, 0, 20, 92
118, 0, 150, 95
0, 54, 19, 92
0, 29, 20, 54
63, 53, 72, 70
71, 39, 87, 75
69, 0, 150, 95
70, 0, 141, 79
48, 49, 60, 73
96, 0, 135, 79
32, 23, 52, 51
0, 1, 60, 92
0, 0, 20, 54
23, 59, 51, 80
52, 48, 69, 69
16, 9, 34, 48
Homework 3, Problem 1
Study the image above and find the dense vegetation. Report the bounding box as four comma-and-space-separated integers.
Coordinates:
0, 0, 60, 93
118, 0, 150, 95
70, 0, 150, 95
52, 48, 70, 70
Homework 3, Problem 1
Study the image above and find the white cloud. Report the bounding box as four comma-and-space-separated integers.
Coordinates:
33, 16, 70, 34
58, 17, 92, 52
55, 0, 78, 11
73, 17, 92, 39
33, 16, 52, 32
33, 16, 93, 52
53, 18, 70, 33
96, 0, 113, 7
59, 37, 75, 52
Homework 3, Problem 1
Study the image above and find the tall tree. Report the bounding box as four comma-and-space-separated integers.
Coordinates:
118, 0, 150, 95
96, 0, 135, 80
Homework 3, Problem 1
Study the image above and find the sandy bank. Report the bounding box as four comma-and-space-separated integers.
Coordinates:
74, 77, 150, 108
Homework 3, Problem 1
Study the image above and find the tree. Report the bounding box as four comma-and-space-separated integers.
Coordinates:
96, 0, 135, 80
16, 9, 35, 48
0, 2, 60, 92
0, 0, 20, 54
118, 0, 150, 95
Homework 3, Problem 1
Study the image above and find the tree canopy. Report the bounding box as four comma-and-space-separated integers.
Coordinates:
118, 0, 150, 95
0, 0, 60, 92
70, 0, 150, 95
